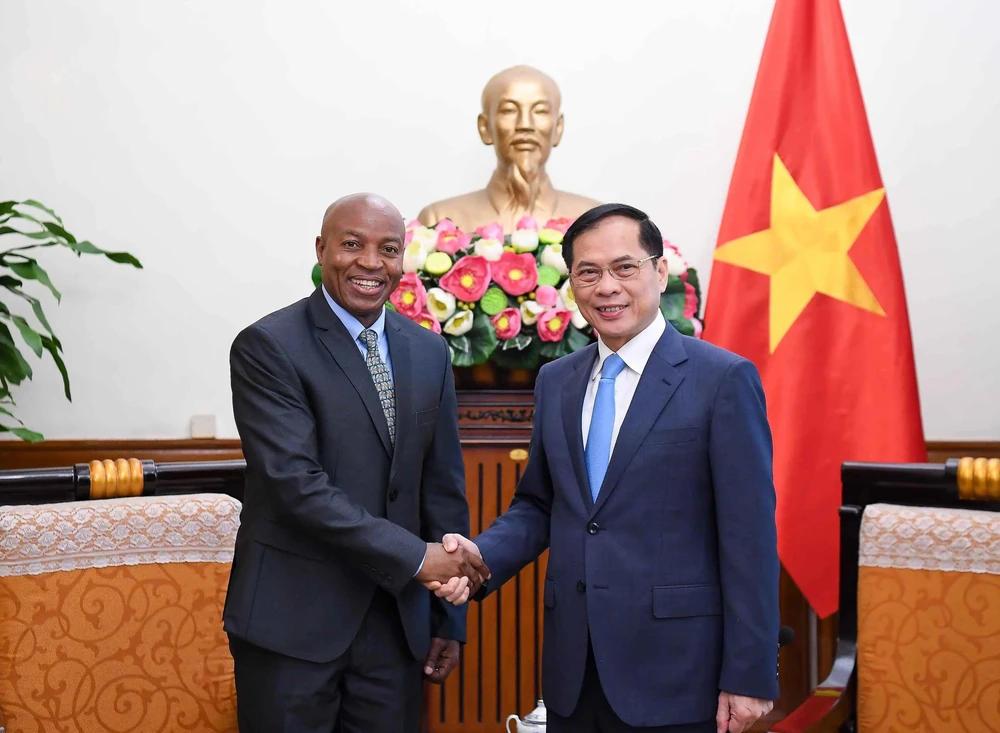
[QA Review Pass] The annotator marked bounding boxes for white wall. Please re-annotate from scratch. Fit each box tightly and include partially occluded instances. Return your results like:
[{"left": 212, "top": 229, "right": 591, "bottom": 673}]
[{"left": 1, "top": 0, "right": 997, "bottom": 441}]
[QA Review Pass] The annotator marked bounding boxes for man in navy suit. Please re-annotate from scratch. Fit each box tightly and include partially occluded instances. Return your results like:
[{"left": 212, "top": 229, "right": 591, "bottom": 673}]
[{"left": 431, "top": 204, "right": 779, "bottom": 732}]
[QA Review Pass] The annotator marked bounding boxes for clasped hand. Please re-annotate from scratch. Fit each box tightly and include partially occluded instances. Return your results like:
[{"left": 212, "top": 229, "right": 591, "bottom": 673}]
[{"left": 416, "top": 534, "right": 488, "bottom": 603}]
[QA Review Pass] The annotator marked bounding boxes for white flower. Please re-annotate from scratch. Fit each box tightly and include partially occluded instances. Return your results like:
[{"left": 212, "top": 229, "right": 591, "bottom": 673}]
[
  {"left": 540, "top": 244, "right": 569, "bottom": 275},
  {"left": 411, "top": 226, "right": 439, "bottom": 253},
  {"left": 474, "top": 238, "right": 504, "bottom": 262},
  {"left": 511, "top": 229, "right": 539, "bottom": 253},
  {"left": 426, "top": 287, "right": 456, "bottom": 321},
  {"left": 663, "top": 248, "right": 688, "bottom": 276},
  {"left": 402, "top": 242, "right": 427, "bottom": 273},
  {"left": 443, "top": 310, "right": 473, "bottom": 336},
  {"left": 519, "top": 299, "right": 547, "bottom": 326},
  {"left": 558, "top": 279, "right": 579, "bottom": 311},
  {"left": 571, "top": 308, "right": 589, "bottom": 329}
]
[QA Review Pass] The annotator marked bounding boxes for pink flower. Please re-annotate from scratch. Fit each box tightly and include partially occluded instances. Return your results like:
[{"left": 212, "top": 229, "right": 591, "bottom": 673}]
[
  {"left": 692, "top": 318, "right": 703, "bottom": 338},
  {"left": 538, "top": 308, "right": 572, "bottom": 342},
  {"left": 544, "top": 218, "right": 573, "bottom": 234},
  {"left": 490, "top": 307, "right": 522, "bottom": 340},
  {"left": 414, "top": 309, "right": 442, "bottom": 334},
  {"left": 404, "top": 229, "right": 414, "bottom": 246},
  {"left": 405, "top": 219, "right": 423, "bottom": 230},
  {"left": 516, "top": 215, "right": 538, "bottom": 231},
  {"left": 492, "top": 251, "right": 538, "bottom": 296},
  {"left": 439, "top": 255, "right": 492, "bottom": 302},
  {"left": 434, "top": 219, "right": 458, "bottom": 233},
  {"left": 683, "top": 281, "right": 698, "bottom": 319},
  {"left": 475, "top": 222, "right": 504, "bottom": 241},
  {"left": 534, "top": 285, "right": 559, "bottom": 307},
  {"left": 436, "top": 229, "right": 473, "bottom": 255},
  {"left": 389, "top": 272, "right": 427, "bottom": 318}
]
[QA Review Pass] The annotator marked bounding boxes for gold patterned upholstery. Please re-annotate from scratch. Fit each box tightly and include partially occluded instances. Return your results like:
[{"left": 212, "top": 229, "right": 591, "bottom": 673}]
[
  {"left": 856, "top": 503, "right": 1000, "bottom": 732},
  {"left": 0, "top": 493, "right": 241, "bottom": 732}
]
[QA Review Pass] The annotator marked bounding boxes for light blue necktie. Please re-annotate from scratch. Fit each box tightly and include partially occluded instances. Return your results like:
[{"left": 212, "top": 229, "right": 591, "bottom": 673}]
[{"left": 585, "top": 353, "right": 626, "bottom": 502}]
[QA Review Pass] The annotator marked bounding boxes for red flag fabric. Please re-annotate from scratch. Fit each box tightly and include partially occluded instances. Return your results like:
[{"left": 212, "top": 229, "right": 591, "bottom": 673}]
[{"left": 702, "top": 0, "right": 925, "bottom": 618}]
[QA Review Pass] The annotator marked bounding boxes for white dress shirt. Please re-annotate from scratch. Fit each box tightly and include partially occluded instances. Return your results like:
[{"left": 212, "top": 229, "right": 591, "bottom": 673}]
[{"left": 582, "top": 312, "right": 667, "bottom": 452}]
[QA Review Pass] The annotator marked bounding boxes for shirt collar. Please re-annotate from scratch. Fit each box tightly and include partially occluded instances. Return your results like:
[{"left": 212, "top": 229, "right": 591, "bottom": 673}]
[
  {"left": 322, "top": 285, "right": 386, "bottom": 343},
  {"left": 591, "top": 311, "right": 666, "bottom": 380}
]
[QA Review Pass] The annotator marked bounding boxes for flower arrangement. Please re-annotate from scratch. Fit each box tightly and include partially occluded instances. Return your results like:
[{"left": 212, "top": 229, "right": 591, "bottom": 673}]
[{"left": 311, "top": 216, "right": 703, "bottom": 370}]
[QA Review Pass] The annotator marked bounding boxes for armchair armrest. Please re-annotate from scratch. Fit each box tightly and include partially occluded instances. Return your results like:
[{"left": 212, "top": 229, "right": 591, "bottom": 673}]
[{"left": 770, "top": 641, "right": 856, "bottom": 733}]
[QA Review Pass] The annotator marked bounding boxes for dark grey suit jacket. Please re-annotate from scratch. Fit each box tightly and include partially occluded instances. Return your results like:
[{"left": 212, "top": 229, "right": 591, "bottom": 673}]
[{"left": 223, "top": 287, "right": 469, "bottom": 664}]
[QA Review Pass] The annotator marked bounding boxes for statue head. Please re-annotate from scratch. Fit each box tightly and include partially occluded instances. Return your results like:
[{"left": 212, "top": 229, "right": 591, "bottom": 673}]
[{"left": 477, "top": 65, "right": 565, "bottom": 188}]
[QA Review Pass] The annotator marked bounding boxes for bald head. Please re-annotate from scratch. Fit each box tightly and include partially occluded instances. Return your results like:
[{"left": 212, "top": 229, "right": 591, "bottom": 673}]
[
  {"left": 481, "top": 65, "right": 561, "bottom": 115},
  {"left": 314, "top": 192, "right": 405, "bottom": 327},
  {"left": 320, "top": 193, "right": 404, "bottom": 238}
]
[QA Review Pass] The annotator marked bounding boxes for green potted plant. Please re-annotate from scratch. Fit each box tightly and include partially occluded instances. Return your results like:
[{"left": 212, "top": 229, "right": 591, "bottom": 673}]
[{"left": 0, "top": 199, "right": 142, "bottom": 440}]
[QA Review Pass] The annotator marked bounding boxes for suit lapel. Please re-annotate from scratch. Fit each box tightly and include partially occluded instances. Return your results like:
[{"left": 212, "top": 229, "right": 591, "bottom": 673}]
[
  {"left": 562, "top": 345, "right": 598, "bottom": 509},
  {"left": 386, "top": 316, "right": 412, "bottom": 484},
  {"left": 591, "top": 326, "right": 688, "bottom": 516},
  {"left": 309, "top": 290, "right": 393, "bottom": 457}
]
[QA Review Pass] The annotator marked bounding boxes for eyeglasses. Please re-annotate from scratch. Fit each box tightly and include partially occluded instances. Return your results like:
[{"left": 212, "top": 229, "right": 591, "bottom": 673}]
[{"left": 569, "top": 255, "right": 660, "bottom": 287}]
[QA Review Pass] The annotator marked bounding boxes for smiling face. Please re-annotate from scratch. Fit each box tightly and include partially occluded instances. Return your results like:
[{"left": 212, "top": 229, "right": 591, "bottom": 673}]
[
  {"left": 570, "top": 216, "right": 669, "bottom": 352},
  {"left": 314, "top": 195, "right": 404, "bottom": 327}
]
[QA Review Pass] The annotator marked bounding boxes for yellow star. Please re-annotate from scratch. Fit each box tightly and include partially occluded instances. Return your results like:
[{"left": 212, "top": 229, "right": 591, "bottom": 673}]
[{"left": 714, "top": 154, "right": 887, "bottom": 353}]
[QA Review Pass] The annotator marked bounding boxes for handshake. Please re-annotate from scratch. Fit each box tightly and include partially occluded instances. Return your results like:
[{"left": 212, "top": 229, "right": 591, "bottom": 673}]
[{"left": 416, "top": 534, "right": 487, "bottom": 605}]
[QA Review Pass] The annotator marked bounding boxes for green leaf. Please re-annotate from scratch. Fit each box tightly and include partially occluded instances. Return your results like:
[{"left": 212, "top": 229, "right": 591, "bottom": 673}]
[
  {"left": 11, "top": 315, "right": 43, "bottom": 357},
  {"left": 41, "top": 335, "right": 71, "bottom": 400},
  {"left": 564, "top": 324, "right": 593, "bottom": 352},
  {"left": 664, "top": 273, "right": 686, "bottom": 295},
  {"left": 104, "top": 251, "right": 143, "bottom": 268},
  {"left": 0, "top": 342, "right": 33, "bottom": 384},
  {"left": 468, "top": 312, "right": 498, "bottom": 365},
  {"left": 0, "top": 201, "right": 16, "bottom": 217},
  {"left": 11, "top": 426, "right": 44, "bottom": 441},
  {"left": 22, "top": 199, "right": 63, "bottom": 224},
  {"left": 669, "top": 318, "right": 695, "bottom": 337},
  {"left": 311, "top": 263, "right": 322, "bottom": 288},
  {"left": 29, "top": 296, "right": 54, "bottom": 337},
  {"left": 9, "top": 260, "right": 61, "bottom": 302},
  {"left": 0, "top": 421, "right": 44, "bottom": 441},
  {"left": 69, "top": 239, "right": 103, "bottom": 254},
  {"left": 43, "top": 220, "right": 77, "bottom": 244},
  {"left": 0, "top": 278, "right": 55, "bottom": 336},
  {"left": 660, "top": 291, "right": 686, "bottom": 320},
  {"left": 1, "top": 240, "right": 61, "bottom": 256},
  {"left": 447, "top": 335, "right": 474, "bottom": 368},
  {"left": 490, "top": 334, "right": 541, "bottom": 370},
  {"left": 0, "top": 225, "right": 52, "bottom": 240}
]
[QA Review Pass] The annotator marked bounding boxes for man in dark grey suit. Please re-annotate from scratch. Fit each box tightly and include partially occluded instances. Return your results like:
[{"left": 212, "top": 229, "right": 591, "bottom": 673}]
[{"left": 224, "top": 193, "right": 488, "bottom": 733}]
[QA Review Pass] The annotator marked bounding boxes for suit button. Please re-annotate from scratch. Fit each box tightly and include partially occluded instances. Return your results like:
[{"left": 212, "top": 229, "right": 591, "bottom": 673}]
[
  {"left": 389, "top": 490, "right": 398, "bottom": 501},
  {"left": 576, "top": 581, "right": 586, "bottom": 592},
  {"left": 587, "top": 522, "right": 599, "bottom": 535}
]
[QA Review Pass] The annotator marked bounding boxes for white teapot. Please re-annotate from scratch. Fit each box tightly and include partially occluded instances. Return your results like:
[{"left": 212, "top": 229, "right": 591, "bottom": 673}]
[{"left": 506, "top": 698, "right": 546, "bottom": 732}]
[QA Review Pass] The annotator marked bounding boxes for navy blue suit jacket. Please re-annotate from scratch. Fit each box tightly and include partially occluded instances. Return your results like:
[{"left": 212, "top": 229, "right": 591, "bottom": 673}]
[{"left": 474, "top": 323, "right": 780, "bottom": 728}]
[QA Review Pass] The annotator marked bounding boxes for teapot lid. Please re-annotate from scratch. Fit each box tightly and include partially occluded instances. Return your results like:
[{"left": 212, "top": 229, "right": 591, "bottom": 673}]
[{"left": 523, "top": 699, "right": 546, "bottom": 723}]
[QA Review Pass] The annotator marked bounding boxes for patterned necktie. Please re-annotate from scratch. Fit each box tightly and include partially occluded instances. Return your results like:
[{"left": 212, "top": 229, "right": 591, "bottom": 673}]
[
  {"left": 359, "top": 329, "right": 395, "bottom": 446},
  {"left": 585, "top": 353, "right": 626, "bottom": 502}
]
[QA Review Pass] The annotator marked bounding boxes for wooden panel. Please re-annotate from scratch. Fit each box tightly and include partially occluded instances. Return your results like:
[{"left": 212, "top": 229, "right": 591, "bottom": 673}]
[
  {"left": 0, "top": 439, "right": 243, "bottom": 470},
  {"left": 424, "top": 444, "right": 546, "bottom": 732},
  {"left": 926, "top": 440, "right": 1000, "bottom": 463}
]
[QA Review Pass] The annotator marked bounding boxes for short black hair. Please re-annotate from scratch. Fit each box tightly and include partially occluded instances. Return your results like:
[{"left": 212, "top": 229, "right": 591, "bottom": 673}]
[{"left": 561, "top": 203, "right": 664, "bottom": 269}]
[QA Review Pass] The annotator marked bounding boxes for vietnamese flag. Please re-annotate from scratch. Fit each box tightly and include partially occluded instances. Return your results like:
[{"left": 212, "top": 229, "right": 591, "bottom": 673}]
[{"left": 701, "top": 0, "right": 925, "bottom": 618}]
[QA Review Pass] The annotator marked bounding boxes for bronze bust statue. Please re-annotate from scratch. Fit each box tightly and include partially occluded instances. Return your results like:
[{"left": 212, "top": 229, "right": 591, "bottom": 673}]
[{"left": 418, "top": 65, "right": 601, "bottom": 233}]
